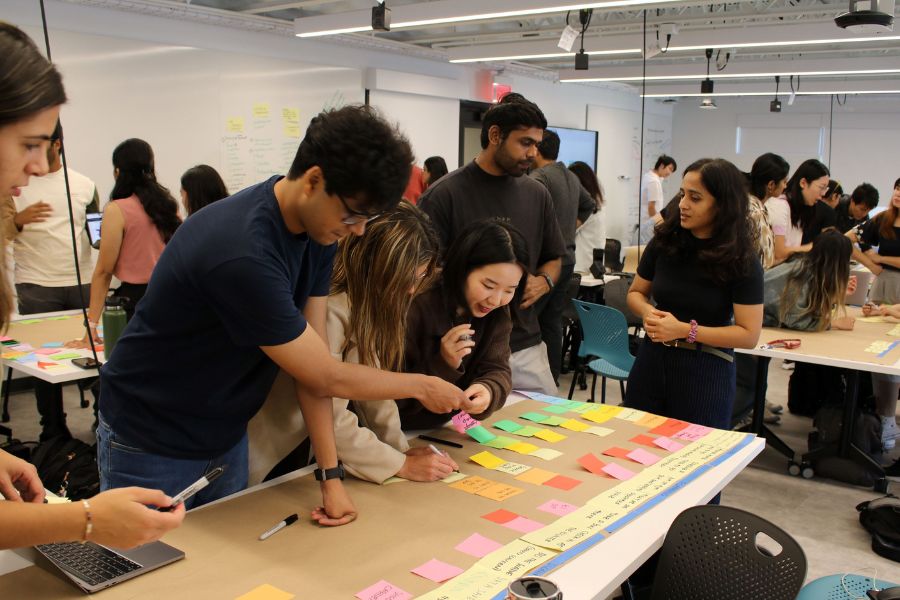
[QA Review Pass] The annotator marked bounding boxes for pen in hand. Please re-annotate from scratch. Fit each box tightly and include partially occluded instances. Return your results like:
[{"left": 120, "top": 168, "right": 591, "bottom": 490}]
[
  {"left": 259, "top": 513, "right": 299, "bottom": 541},
  {"left": 429, "top": 444, "right": 459, "bottom": 473}
]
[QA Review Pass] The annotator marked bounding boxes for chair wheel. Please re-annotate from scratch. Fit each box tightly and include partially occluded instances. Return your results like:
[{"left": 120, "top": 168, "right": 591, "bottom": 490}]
[
  {"left": 800, "top": 464, "right": 815, "bottom": 479},
  {"left": 787, "top": 462, "right": 801, "bottom": 476}
]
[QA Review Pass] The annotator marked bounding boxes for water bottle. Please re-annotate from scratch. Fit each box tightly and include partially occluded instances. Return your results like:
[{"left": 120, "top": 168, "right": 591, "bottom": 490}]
[
  {"left": 101, "top": 297, "right": 127, "bottom": 359},
  {"left": 507, "top": 576, "right": 562, "bottom": 599}
]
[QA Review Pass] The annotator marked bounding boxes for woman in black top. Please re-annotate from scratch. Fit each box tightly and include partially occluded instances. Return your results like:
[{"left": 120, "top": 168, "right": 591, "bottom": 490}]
[{"left": 625, "top": 159, "right": 764, "bottom": 429}]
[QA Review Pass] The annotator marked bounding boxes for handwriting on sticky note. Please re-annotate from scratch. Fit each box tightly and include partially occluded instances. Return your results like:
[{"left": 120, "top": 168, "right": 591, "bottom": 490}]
[
  {"left": 495, "top": 461, "right": 531, "bottom": 476},
  {"left": 476, "top": 482, "right": 525, "bottom": 502},
  {"left": 235, "top": 583, "right": 295, "bottom": 600},
  {"left": 452, "top": 411, "right": 480, "bottom": 433},
  {"left": 441, "top": 471, "right": 467, "bottom": 484},
  {"left": 602, "top": 463, "right": 636, "bottom": 480},
  {"left": 626, "top": 448, "right": 661, "bottom": 466},
  {"left": 355, "top": 580, "right": 412, "bottom": 600},
  {"left": 455, "top": 533, "right": 504, "bottom": 558},
  {"left": 411, "top": 558, "right": 464, "bottom": 583},
  {"left": 449, "top": 475, "right": 495, "bottom": 494},
  {"left": 537, "top": 499, "right": 579, "bottom": 516},
  {"left": 470, "top": 451, "right": 506, "bottom": 470}
]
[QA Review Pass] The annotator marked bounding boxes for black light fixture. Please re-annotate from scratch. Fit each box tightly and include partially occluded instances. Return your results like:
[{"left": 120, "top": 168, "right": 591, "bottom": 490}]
[
  {"left": 574, "top": 9, "right": 592, "bottom": 70},
  {"left": 770, "top": 75, "right": 782, "bottom": 112},
  {"left": 699, "top": 48, "right": 717, "bottom": 109},
  {"left": 372, "top": 1, "right": 391, "bottom": 31}
]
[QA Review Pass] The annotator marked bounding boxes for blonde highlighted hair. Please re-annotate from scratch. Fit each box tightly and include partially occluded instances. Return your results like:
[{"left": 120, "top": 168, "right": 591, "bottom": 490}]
[{"left": 331, "top": 201, "right": 439, "bottom": 371}]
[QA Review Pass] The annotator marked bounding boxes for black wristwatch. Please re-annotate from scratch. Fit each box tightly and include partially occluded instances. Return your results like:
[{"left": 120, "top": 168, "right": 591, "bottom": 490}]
[{"left": 314, "top": 461, "right": 345, "bottom": 482}]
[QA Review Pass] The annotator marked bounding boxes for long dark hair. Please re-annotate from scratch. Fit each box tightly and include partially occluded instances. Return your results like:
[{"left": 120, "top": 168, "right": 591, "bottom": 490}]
[
  {"left": 746, "top": 152, "right": 789, "bottom": 201},
  {"left": 441, "top": 220, "right": 530, "bottom": 324},
  {"left": 779, "top": 230, "right": 851, "bottom": 331},
  {"left": 423, "top": 156, "right": 448, "bottom": 187},
  {"left": 111, "top": 139, "right": 181, "bottom": 242},
  {"left": 655, "top": 158, "right": 755, "bottom": 283},
  {"left": 181, "top": 164, "right": 228, "bottom": 216},
  {"left": 784, "top": 159, "right": 829, "bottom": 228},
  {"left": 569, "top": 161, "right": 604, "bottom": 208}
]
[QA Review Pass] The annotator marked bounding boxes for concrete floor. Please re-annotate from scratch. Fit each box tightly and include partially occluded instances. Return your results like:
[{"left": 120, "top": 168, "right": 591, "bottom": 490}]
[{"left": 4, "top": 363, "right": 900, "bottom": 588}]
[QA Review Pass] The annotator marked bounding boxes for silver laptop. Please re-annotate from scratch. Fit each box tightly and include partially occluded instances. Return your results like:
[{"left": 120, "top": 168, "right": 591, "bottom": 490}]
[
  {"left": 847, "top": 268, "right": 874, "bottom": 306},
  {"left": 35, "top": 539, "right": 184, "bottom": 593}
]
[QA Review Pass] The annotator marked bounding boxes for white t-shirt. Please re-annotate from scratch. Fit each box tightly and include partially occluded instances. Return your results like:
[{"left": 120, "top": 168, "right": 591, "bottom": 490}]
[
  {"left": 575, "top": 209, "right": 606, "bottom": 274},
  {"left": 640, "top": 170, "right": 664, "bottom": 218},
  {"left": 14, "top": 167, "right": 96, "bottom": 286},
  {"left": 764, "top": 195, "right": 803, "bottom": 249}
]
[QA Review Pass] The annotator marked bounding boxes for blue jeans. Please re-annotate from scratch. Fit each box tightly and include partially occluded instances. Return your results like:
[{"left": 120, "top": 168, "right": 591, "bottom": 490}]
[{"left": 96, "top": 415, "right": 248, "bottom": 509}]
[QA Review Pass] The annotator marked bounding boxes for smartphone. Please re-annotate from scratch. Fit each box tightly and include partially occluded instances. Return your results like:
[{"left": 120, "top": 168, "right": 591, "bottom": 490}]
[
  {"left": 71, "top": 357, "right": 102, "bottom": 369},
  {"left": 158, "top": 466, "right": 225, "bottom": 512}
]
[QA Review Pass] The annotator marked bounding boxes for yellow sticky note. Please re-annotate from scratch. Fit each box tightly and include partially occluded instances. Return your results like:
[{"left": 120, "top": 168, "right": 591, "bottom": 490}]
[
  {"left": 252, "top": 103, "right": 270, "bottom": 119},
  {"left": 530, "top": 448, "right": 563, "bottom": 461},
  {"left": 585, "top": 426, "right": 614, "bottom": 437},
  {"left": 476, "top": 482, "right": 525, "bottom": 502},
  {"left": 515, "top": 467, "right": 557, "bottom": 485},
  {"left": 226, "top": 117, "right": 244, "bottom": 133},
  {"left": 559, "top": 418, "right": 590, "bottom": 432},
  {"left": 235, "top": 583, "right": 295, "bottom": 600},
  {"left": 449, "top": 475, "right": 495, "bottom": 494},
  {"left": 470, "top": 451, "right": 506, "bottom": 470},
  {"left": 507, "top": 441, "right": 540, "bottom": 455},
  {"left": 533, "top": 429, "right": 567, "bottom": 443},
  {"left": 581, "top": 410, "right": 613, "bottom": 424},
  {"left": 441, "top": 471, "right": 467, "bottom": 484},
  {"left": 382, "top": 476, "right": 406, "bottom": 485},
  {"left": 495, "top": 462, "right": 531, "bottom": 476}
]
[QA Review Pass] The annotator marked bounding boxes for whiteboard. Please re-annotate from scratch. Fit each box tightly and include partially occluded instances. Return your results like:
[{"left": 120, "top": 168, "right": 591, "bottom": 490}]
[{"left": 20, "top": 25, "right": 364, "bottom": 207}]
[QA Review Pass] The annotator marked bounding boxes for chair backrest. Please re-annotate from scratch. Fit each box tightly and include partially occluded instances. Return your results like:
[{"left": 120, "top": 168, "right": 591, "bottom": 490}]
[
  {"left": 602, "top": 275, "right": 642, "bottom": 329},
  {"left": 604, "top": 238, "right": 623, "bottom": 272},
  {"left": 561, "top": 272, "right": 582, "bottom": 323},
  {"left": 651, "top": 505, "right": 807, "bottom": 600},
  {"left": 572, "top": 300, "right": 633, "bottom": 369}
]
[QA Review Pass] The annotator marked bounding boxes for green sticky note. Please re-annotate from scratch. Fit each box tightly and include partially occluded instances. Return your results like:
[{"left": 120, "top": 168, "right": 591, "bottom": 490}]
[
  {"left": 519, "top": 412, "right": 549, "bottom": 423},
  {"left": 542, "top": 416, "right": 567, "bottom": 426},
  {"left": 17, "top": 319, "right": 42, "bottom": 325},
  {"left": 49, "top": 353, "right": 81, "bottom": 360},
  {"left": 542, "top": 405, "right": 569, "bottom": 414},
  {"left": 515, "top": 425, "right": 542, "bottom": 437},
  {"left": 466, "top": 425, "right": 497, "bottom": 444},
  {"left": 483, "top": 436, "right": 517, "bottom": 449},
  {"left": 569, "top": 403, "right": 596, "bottom": 414},
  {"left": 494, "top": 419, "right": 523, "bottom": 433}
]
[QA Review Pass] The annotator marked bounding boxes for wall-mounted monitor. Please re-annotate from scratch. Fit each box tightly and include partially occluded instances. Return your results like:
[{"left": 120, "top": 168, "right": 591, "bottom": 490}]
[{"left": 547, "top": 126, "right": 598, "bottom": 171}]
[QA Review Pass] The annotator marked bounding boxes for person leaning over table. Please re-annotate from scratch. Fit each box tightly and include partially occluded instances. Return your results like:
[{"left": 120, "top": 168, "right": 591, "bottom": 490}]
[
  {"left": 0, "top": 21, "right": 183, "bottom": 550},
  {"left": 95, "top": 105, "right": 470, "bottom": 525},
  {"left": 624, "top": 158, "right": 764, "bottom": 431}
]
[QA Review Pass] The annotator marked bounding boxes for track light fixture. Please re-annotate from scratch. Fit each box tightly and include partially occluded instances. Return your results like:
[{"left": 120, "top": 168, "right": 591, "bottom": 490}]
[
  {"left": 371, "top": 1, "right": 390, "bottom": 31},
  {"left": 574, "top": 9, "right": 593, "bottom": 70},
  {"left": 699, "top": 48, "right": 717, "bottom": 109},
  {"left": 770, "top": 75, "right": 782, "bottom": 112}
]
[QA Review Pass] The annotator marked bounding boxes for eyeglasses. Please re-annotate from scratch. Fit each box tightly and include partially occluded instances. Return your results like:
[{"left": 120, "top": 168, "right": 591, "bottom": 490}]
[{"left": 337, "top": 195, "right": 381, "bottom": 226}]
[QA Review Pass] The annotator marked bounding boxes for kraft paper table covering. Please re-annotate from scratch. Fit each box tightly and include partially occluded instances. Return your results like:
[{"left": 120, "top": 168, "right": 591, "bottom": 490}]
[
  {"left": 6, "top": 313, "right": 87, "bottom": 349},
  {"left": 0, "top": 400, "right": 749, "bottom": 599}
]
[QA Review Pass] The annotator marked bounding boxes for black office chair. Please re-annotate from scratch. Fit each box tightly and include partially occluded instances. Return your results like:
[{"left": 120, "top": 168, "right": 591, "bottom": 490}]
[
  {"left": 605, "top": 238, "right": 624, "bottom": 273},
  {"left": 648, "top": 505, "right": 806, "bottom": 600}
]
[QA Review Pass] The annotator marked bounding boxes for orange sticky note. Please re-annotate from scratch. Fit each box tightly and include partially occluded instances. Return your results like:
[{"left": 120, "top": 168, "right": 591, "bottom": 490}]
[
  {"left": 482, "top": 508, "right": 518, "bottom": 524},
  {"left": 577, "top": 453, "right": 607, "bottom": 475},
  {"left": 235, "top": 584, "right": 295, "bottom": 600},
  {"left": 630, "top": 434, "right": 657, "bottom": 447},
  {"left": 514, "top": 467, "right": 557, "bottom": 485},
  {"left": 543, "top": 475, "right": 582, "bottom": 491},
  {"left": 603, "top": 446, "right": 631, "bottom": 459},
  {"left": 449, "top": 475, "right": 495, "bottom": 494},
  {"left": 476, "top": 482, "right": 525, "bottom": 502}
]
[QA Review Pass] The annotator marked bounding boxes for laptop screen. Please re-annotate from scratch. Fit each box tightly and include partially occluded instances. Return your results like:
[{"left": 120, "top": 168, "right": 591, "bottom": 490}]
[{"left": 86, "top": 213, "right": 102, "bottom": 246}]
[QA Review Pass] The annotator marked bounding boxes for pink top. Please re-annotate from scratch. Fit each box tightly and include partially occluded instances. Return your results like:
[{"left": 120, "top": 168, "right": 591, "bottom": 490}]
[{"left": 113, "top": 195, "right": 166, "bottom": 284}]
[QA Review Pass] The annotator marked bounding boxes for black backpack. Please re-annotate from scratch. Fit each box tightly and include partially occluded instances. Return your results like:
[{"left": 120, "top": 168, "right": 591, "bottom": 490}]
[
  {"left": 807, "top": 406, "right": 883, "bottom": 487},
  {"left": 857, "top": 495, "right": 900, "bottom": 563},
  {"left": 29, "top": 436, "right": 100, "bottom": 501}
]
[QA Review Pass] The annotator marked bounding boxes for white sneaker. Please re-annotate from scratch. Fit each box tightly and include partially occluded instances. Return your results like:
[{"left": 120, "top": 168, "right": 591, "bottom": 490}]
[
  {"left": 781, "top": 360, "right": 795, "bottom": 371},
  {"left": 882, "top": 418, "right": 899, "bottom": 450}
]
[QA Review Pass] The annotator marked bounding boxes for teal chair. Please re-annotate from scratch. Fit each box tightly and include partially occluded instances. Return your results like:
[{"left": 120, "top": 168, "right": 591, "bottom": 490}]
[
  {"left": 568, "top": 300, "right": 635, "bottom": 404},
  {"left": 796, "top": 574, "right": 898, "bottom": 599}
]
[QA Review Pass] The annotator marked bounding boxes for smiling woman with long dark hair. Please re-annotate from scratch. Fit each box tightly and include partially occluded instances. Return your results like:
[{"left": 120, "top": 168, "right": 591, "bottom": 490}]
[{"left": 624, "top": 158, "right": 764, "bottom": 430}]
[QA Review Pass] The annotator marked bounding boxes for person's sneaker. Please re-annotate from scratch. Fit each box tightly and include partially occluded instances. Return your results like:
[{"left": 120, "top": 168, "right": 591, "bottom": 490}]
[
  {"left": 766, "top": 401, "right": 784, "bottom": 415},
  {"left": 881, "top": 417, "right": 899, "bottom": 451},
  {"left": 781, "top": 360, "right": 795, "bottom": 371},
  {"left": 764, "top": 413, "right": 781, "bottom": 425}
]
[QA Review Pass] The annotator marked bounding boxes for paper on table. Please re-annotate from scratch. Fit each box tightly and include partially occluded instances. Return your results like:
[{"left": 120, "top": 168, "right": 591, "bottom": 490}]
[
  {"left": 537, "top": 499, "right": 580, "bottom": 516},
  {"left": 581, "top": 410, "right": 614, "bottom": 424},
  {"left": 653, "top": 437, "right": 684, "bottom": 452},
  {"left": 469, "top": 451, "right": 506, "bottom": 470},
  {"left": 355, "top": 580, "right": 412, "bottom": 600},
  {"left": 615, "top": 408, "right": 646, "bottom": 421},
  {"left": 541, "top": 416, "right": 568, "bottom": 426},
  {"left": 585, "top": 426, "right": 615, "bottom": 437},
  {"left": 514, "top": 425, "right": 542, "bottom": 437},
  {"left": 649, "top": 418, "right": 691, "bottom": 437},
  {"left": 602, "top": 463, "right": 636, "bottom": 480},
  {"left": 454, "top": 533, "right": 504, "bottom": 558},
  {"left": 530, "top": 448, "right": 563, "bottom": 461},
  {"left": 382, "top": 476, "right": 406, "bottom": 485},
  {"left": 507, "top": 441, "right": 540, "bottom": 454},
  {"left": 542, "top": 405, "right": 569, "bottom": 414},
  {"left": 495, "top": 461, "right": 531, "bottom": 476},
  {"left": 630, "top": 434, "right": 657, "bottom": 447},
  {"left": 475, "top": 482, "right": 525, "bottom": 502},
  {"left": 493, "top": 419, "right": 523, "bottom": 433},
  {"left": 35, "top": 347, "right": 60, "bottom": 355},
  {"left": 466, "top": 425, "right": 497, "bottom": 444},
  {"left": 503, "top": 516, "right": 544, "bottom": 533},
  {"left": 543, "top": 475, "right": 582, "bottom": 491},
  {"left": 577, "top": 453, "right": 607, "bottom": 475},
  {"left": 41, "top": 342, "right": 64, "bottom": 348},
  {"left": 483, "top": 436, "right": 518, "bottom": 450},
  {"left": 411, "top": 558, "right": 464, "bottom": 583},
  {"left": 235, "top": 583, "right": 295, "bottom": 600},
  {"left": 559, "top": 418, "right": 590, "bottom": 432},
  {"left": 602, "top": 446, "right": 631, "bottom": 459},
  {"left": 482, "top": 508, "right": 518, "bottom": 524},
  {"left": 635, "top": 413, "right": 668, "bottom": 428},
  {"left": 519, "top": 412, "right": 549, "bottom": 423},
  {"left": 441, "top": 471, "right": 468, "bottom": 484},
  {"left": 515, "top": 467, "right": 557, "bottom": 485},
  {"left": 49, "top": 352, "right": 81, "bottom": 360},
  {"left": 449, "top": 475, "right": 495, "bottom": 494},
  {"left": 533, "top": 429, "right": 567, "bottom": 443},
  {"left": 626, "top": 448, "right": 661, "bottom": 466}
]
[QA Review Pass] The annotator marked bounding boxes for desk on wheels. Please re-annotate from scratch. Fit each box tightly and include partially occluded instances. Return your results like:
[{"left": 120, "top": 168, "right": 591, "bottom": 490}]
[
  {"left": 736, "top": 311, "right": 900, "bottom": 490},
  {"left": 0, "top": 397, "right": 763, "bottom": 600}
]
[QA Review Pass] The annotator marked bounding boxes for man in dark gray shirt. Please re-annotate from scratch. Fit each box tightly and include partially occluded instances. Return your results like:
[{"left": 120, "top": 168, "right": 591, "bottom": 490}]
[
  {"left": 530, "top": 129, "right": 596, "bottom": 383},
  {"left": 419, "top": 95, "right": 565, "bottom": 395}
]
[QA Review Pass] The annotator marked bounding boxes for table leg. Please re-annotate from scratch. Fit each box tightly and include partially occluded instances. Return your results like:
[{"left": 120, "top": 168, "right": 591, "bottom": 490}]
[{"left": 737, "top": 356, "right": 796, "bottom": 461}]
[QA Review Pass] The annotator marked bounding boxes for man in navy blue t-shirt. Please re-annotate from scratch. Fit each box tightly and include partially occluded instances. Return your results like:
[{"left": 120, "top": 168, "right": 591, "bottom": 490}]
[{"left": 97, "top": 106, "right": 469, "bottom": 525}]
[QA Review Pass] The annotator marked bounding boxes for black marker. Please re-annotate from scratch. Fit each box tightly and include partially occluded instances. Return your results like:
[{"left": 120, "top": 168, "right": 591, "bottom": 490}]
[
  {"left": 259, "top": 514, "right": 299, "bottom": 541},
  {"left": 418, "top": 434, "right": 463, "bottom": 448}
]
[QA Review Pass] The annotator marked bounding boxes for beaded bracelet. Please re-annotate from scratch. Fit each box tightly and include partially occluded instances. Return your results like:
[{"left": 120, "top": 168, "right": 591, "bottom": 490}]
[
  {"left": 81, "top": 499, "right": 93, "bottom": 542},
  {"left": 687, "top": 319, "right": 699, "bottom": 343}
]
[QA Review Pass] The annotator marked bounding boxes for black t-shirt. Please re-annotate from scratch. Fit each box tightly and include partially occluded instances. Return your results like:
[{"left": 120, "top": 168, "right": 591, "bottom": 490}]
[
  {"left": 861, "top": 216, "right": 900, "bottom": 272},
  {"left": 835, "top": 198, "right": 868, "bottom": 235},
  {"left": 100, "top": 176, "right": 336, "bottom": 459},
  {"left": 418, "top": 161, "right": 565, "bottom": 352},
  {"left": 637, "top": 237, "right": 764, "bottom": 329},
  {"left": 801, "top": 201, "right": 837, "bottom": 244}
]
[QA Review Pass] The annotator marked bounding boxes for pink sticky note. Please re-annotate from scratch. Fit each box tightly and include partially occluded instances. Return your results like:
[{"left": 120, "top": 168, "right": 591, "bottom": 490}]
[
  {"left": 503, "top": 516, "right": 544, "bottom": 533},
  {"left": 602, "top": 462, "right": 636, "bottom": 480},
  {"left": 653, "top": 436, "right": 684, "bottom": 452},
  {"left": 0, "top": 336, "right": 12, "bottom": 342},
  {"left": 451, "top": 411, "right": 479, "bottom": 434},
  {"left": 356, "top": 580, "right": 412, "bottom": 600},
  {"left": 35, "top": 348, "right": 60, "bottom": 355},
  {"left": 537, "top": 499, "right": 579, "bottom": 516},
  {"left": 454, "top": 533, "right": 504, "bottom": 558},
  {"left": 627, "top": 448, "right": 661, "bottom": 466},
  {"left": 411, "top": 558, "right": 464, "bottom": 583}
]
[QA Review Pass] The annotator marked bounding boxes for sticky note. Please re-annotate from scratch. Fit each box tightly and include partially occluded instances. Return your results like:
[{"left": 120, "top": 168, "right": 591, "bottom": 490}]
[
  {"left": 41, "top": 342, "right": 63, "bottom": 348},
  {"left": 355, "top": 580, "right": 411, "bottom": 600},
  {"left": 615, "top": 408, "right": 646, "bottom": 421},
  {"left": 411, "top": 558, "right": 464, "bottom": 583},
  {"left": 49, "top": 352, "right": 81, "bottom": 360},
  {"left": 543, "top": 475, "right": 582, "bottom": 491},
  {"left": 649, "top": 419, "right": 691, "bottom": 437},
  {"left": 515, "top": 467, "right": 557, "bottom": 485},
  {"left": 1, "top": 351, "right": 25, "bottom": 360},
  {"left": 455, "top": 533, "right": 504, "bottom": 558},
  {"left": 653, "top": 437, "right": 684, "bottom": 452},
  {"left": 467, "top": 425, "right": 497, "bottom": 444},
  {"left": 542, "top": 416, "right": 568, "bottom": 426},
  {"left": 449, "top": 475, "right": 494, "bottom": 494},
  {"left": 530, "top": 448, "right": 563, "bottom": 461},
  {"left": 35, "top": 347, "right": 60, "bottom": 355},
  {"left": 636, "top": 413, "right": 668, "bottom": 428},
  {"left": 581, "top": 410, "right": 614, "bottom": 424},
  {"left": 235, "top": 583, "right": 294, "bottom": 599},
  {"left": 495, "top": 461, "right": 531, "bottom": 476},
  {"left": 494, "top": 419, "right": 523, "bottom": 433},
  {"left": 560, "top": 418, "right": 590, "bottom": 432},
  {"left": 533, "top": 429, "right": 567, "bottom": 443},
  {"left": 383, "top": 476, "right": 406, "bottom": 485},
  {"left": 537, "top": 499, "right": 579, "bottom": 516},
  {"left": 503, "top": 516, "right": 544, "bottom": 533},
  {"left": 482, "top": 509, "right": 518, "bottom": 524},
  {"left": 470, "top": 451, "right": 506, "bottom": 470},
  {"left": 630, "top": 434, "right": 658, "bottom": 447},
  {"left": 585, "top": 426, "right": 614, "bottom": 437},
  {"left": 507, "top": 441, "right": 540, "bottom": 455},
  {"left": 0, "top": 336, "right": 12, "bottom": 342},
  {"left": 514, "top": 425, "right": 542, "bottom": 437},
  {"left": 9, "top": 344, "right": 33, "bottom": 352},
  {"left": 627, "top": 448, "right": 661, "bottom": 465},
  {"left": 452, "top": 411, "right": 479, "bottom": 433},
  {"left": 476, "top": 482, "right": 525, "bottom": 501},
  {"left": 602, "top": 463, "right": 636, "bottom": 480},
  {"left": 603, "top": 447, "right": 631, "bottom": 459},
  {"left": 37, "top": 361, "right": 59, "bottom": 369},
  {"left": 542, "top": 405, "right": 570, "bottom": 414},
  {"left": 520, "top": 412, "right": 549, "bottom": 423},
  {"left": 483, "top": 436, "right": 518, "bottom": 450},
  {"left": 441, "top": 471, "right": 468, "bottom": 484},
  {"left": 577, "top": 453, "right": 607, "bottom": 475}
]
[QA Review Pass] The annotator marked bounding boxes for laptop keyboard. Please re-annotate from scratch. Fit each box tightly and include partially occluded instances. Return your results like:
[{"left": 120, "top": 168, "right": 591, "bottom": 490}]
[{"left": 37, "top": 542, "right": 143, "bottom": 587}]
